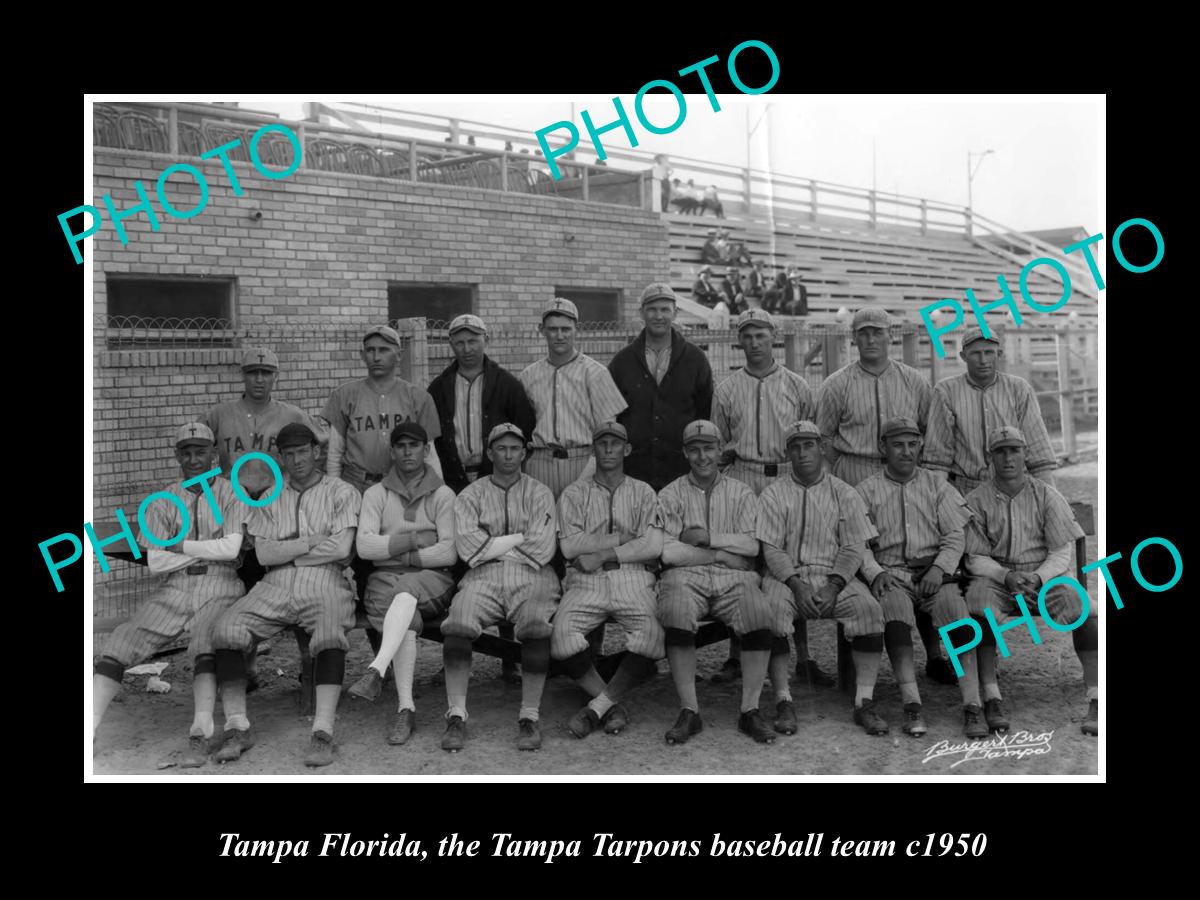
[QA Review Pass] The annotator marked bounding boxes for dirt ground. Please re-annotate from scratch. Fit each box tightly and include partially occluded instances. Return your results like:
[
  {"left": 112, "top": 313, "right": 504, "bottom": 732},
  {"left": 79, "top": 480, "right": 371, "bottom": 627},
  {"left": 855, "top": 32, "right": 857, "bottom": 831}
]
[{"left": 91, "top": 465, "right": 1099, "bottom": 778}]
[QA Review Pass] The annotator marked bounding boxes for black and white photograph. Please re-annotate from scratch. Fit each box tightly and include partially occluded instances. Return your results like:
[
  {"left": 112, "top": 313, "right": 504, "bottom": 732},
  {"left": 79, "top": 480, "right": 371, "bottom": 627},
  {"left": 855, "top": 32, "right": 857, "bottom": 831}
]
[{"left": 81, "top": 92, "right": 1104, "bottom": 779}]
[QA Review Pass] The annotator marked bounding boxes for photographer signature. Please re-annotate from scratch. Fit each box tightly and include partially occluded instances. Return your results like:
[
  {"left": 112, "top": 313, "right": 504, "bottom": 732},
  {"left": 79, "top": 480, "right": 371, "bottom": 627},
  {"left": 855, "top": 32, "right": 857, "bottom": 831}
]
[{"left": 922, "top": 731, "right": 1054, "bottom": 768}]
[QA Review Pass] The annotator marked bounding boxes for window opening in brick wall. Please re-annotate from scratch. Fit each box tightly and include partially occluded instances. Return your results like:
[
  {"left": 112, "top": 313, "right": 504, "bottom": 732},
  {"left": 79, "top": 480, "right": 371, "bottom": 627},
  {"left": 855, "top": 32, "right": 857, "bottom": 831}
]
[
  {"left": 105, "top": 275, "right": 236, "bottom": 348},
  {"left": 553, "top": 288, "right": 621, "bottom": 325},
  {"left": 388, "top": 283, "right": 474, "bottom": 328}
]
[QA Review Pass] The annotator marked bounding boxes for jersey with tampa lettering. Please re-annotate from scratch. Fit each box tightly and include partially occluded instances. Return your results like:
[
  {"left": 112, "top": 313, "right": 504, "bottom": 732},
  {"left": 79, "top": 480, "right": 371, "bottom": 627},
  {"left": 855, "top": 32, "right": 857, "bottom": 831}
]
[
  {"left": 321, "top": 378, "right": 441, "bottom": 478},
  {"left": 205, "top": 399, "right": 319, "bottom": 495}
]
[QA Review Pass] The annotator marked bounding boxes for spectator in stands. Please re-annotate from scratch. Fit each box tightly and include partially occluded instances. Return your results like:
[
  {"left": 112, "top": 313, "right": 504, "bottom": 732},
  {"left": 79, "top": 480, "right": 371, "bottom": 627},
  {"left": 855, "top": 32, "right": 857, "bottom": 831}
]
[
  {"left": 787, "top": 269, "right": 809, "bottom": 316},
  {"left": 504, "top": 141, "right": 514, "bottom": 152},
  {"left": 671, "top": 179, "right": 700, "bottom": 214},
  {"left": 723, "top": 267, "right": 747, "bottom": 314},
  {"left": 701, "top": 184, "right": 725, "bottom": 218},
  {"left": 701, "top": 229, "right": 723, "bottom": 265},
  {"left": 467, "top": 136, "right": 477, "bottom": 147},
  {"left": 747, "top": 260, "right": 767, "bottom": 304},
  {"left": 653, "top": 154, "right": 672, "bottom": 212},
  {"left": 692, "top": 266, "right": 722, "bottom": 308},
  {"left": 762, "top": 272, "right": 788, "bottom": 314},
  {"left": 719, "top": 229, "right": 754, "bottom": 267}
]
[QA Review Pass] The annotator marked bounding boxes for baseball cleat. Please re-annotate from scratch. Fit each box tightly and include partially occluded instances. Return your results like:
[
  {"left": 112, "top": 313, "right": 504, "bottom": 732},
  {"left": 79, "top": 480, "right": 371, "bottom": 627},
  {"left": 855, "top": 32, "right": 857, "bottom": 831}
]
[
  {"left": 1081, "top": 699, "right": 1098, "bottom": 736},
  {"left": 797, "top": 659, "right": 836, "bottom": 689},
  {"left": 925, "top": 657, "right": 959, "bottom": 685},
  {"left": 853, "top": 698, "right": 890, "bottom": 735},
  {"left": 603, "top": 703, "right": 629, "bottom": 735},
  {"left": 180, "top": 734, "right": 210, "bottom": 768},
  {"left": 963, "top": 704, "right": 989, "bottom": 739},
  {"left": 984, "top": 698, "right": 1010, "bottom": 734},
  {"left": 304, "top": 730, "right": 335, "bottom": 767},
  {"left": 773, "top": 699, "right": 798, "bottom": 735},
  {"left": 517, "top": 718, "right": 542, "bottom": 751},
  {"left": 737, "top": 709, "right": 776, "bottom": 744},
  {"left": 346, "top": 668, "right": 383, "bottom": 702},
  {"left": 901, "top": 702, "right": 928, "bottom": 736},
  {"left": 710, "top": 658, "right": 741, "bottom": 684},
  {"left": 567, "top": 707, "right": 602, "bottom": 739},
  {"left": 441, "top": 715, "right": 466, "bottom": 752},
  {"left": 388, "top": 709, "right": 415, "bottom": 746},
  {"left": 214, "top": 726, "right": 255, "bottom": 763},
  {"left": 500, "top": 661, "right": 522, "bottom": 685},
  {"left": 665, "top": 708, "right": 703, "bottom": 745}
]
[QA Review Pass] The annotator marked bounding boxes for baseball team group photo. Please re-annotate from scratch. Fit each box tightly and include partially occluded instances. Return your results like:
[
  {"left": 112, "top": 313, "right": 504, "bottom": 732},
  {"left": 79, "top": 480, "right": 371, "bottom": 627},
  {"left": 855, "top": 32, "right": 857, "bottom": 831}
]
[{"left": 85, "top": 97, "right": 1101, "bottom": 777}]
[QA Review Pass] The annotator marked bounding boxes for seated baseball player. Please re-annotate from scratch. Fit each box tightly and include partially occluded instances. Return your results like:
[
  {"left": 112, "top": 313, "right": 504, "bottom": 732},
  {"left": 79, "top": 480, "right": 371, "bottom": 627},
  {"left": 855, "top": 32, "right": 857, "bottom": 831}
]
[
  {"left": 657, "top": 420, "right": 780, "bottom": 745},
  {"left": 440, "top": 424, "right": 561, "bottom": 752},
  {"left": 92, "top": 423, "right": 249, "bottom": 768},
  {"left": 210, "top": 423, "right": 362, "bottom": 767},
  {"left": 856, "top": 417, "right": 986, "bottom": 739},
  {"left": 551, "top": 421, "right": 665, "bottom": 738},
  {"left": 346, "top": 422, "right": 458, "bottom": 746},
  {"left": 962, "top": 425, "right": 1097, "bottom": 736},
  {"left": 758, "top": 421, "right": 891, "bottom": 736}
]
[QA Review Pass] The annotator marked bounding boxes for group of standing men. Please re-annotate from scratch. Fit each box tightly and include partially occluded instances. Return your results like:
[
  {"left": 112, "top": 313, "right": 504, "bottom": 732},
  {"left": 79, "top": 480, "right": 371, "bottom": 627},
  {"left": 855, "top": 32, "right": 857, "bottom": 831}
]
[{"left": 92, "top": 284, "right": 1097, "bottom": 769}]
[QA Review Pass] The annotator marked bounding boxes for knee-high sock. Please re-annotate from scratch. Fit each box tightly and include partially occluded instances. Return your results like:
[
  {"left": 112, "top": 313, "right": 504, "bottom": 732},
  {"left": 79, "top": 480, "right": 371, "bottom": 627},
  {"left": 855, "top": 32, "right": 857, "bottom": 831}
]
[
  {"left": 576, "top": 665, "right": 607, "bottom": 699},
  {"left": 739, "top": 649, "right": 771, "bottom": 712},
  {"left": 370, "top": 593, "right": 418, "bottom": 675},
  {"left": 973, "top": 617, "right": 1001, "bottom": 700},
  {"left": 852, "top": 649, "right": 882, "bottom": 707},
  {"left": 519, "top": 638, "right": 550, "bottom": 721},
  {"left": 915, "top": 609, "right": 943, "bottom": 661},
  {"left": 221, "top": 681, "right": 249, "bottom": 731},
  {"left": 592, "top": 653, "right": 655, "bottom": 715},
  {"left": 393, "top": 630, "right": 418, "bottom": 712},
  {"left": 443, "top": 636, "right": 472, "bottom": 721},
  {"left": 1074, "top": 618, "right": 1098, "bottom": 699},
  {"left": 667, "top": 646, "right": 699, "bottom": 712},
  {"left": 727, "top": 632, "right": 742, "bottom": 662},
  {"left": 769, "top": 651, "right": 792, "bottom": 703},
  {"left": 793, "top": 618, "right": 810, "bottom": 662},
  {"left": 885, "top": 622, "right": 920, "bottom": 705},
  {"left": 956, "top": 648, "right": 982, "bottom": 707},
  {"left": 191, "top": 673, "right": 217, "bottom": 738},
  {"left": 93, "top": 674, "right": 121, "bottom": 735},
  {"left": 313, "top": 684, "right": 340, "bottom": 735}
]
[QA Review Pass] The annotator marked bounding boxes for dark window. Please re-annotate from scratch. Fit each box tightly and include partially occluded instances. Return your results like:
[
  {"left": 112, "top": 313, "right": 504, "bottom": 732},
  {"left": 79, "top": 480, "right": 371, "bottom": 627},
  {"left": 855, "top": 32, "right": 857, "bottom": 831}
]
[
  {"left": 554, "top": 287, "right": 621, "bottom": 324},
  {"left": 105, "top": 275, "right": 235, "bottom": 347},
  {"left": 388, "top": 283, "right": 474, "bottom": 327}
]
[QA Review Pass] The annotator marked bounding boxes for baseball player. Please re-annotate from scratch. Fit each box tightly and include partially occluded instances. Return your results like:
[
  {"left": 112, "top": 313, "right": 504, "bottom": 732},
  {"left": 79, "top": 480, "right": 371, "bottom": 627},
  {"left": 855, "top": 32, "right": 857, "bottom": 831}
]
[
  {"left": 923, "top": 327, "right": 1057, "bottom": 494},
  {"left": 440, "top": 424, "right": 561, "bottom": 752},
  {"left": 92, "top": 423, "right": 249, "bottom": 768},
  {"left": 814, "top": 307, "right": 952, "bottom": 685},
  {"left": 757, "top": 421, "right": 891, "bottom": 736},
  {"left": 519, "top": 298, "right": 628, "bottom": 500},
  {"left": 711, "top": 309, "right": 831, "bottom": 689},
  {"left": 962, "top": 425, "right": 1096, "bottom": 736},
  {"left": 551, "top": 421, "right": 665, "bottom": 738},
  {"left": 856, "top": 417, "right": 986, "bottom": 738},
  {"left": 345, "top": 423, "right": 458, "bottom": 746},
  {"left": 657, "top": 420, "right": 780, "bottom": 745},
  {"left": 210, "top": 423, "right": 362, "bottom": 767}
]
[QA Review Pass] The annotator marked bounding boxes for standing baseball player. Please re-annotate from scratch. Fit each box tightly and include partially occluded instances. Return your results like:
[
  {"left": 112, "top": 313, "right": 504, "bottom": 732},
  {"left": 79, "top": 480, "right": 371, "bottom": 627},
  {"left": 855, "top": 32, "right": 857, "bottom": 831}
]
[
  {"left": 551, "top": 421, "right": 665, "bottom": 737},
  {"left": 962, "top": 425, "right": 1096, "bottom": 736},
  {"left": 608, "top": 283, "right": 713, "bottom": 492},
  {"left": 711, "top": 309, "right": 831, "bottom": 689},
  {"left": 656, "top": 420, "right": 781, "bottom": 745},
  {"left": 520, "top": 298, "right": 628, "bottom": 500},
  {"left": 210, "top": 423, "right": 362, "bottom": 767},
  {"left": 923, "top": 327, "right": 1057, "bottom": 494},
  {"left": 345, "top": 423, "right": 458, "bottom": 746},
  {"left": 92, "top": 423, "right": 249, "bottom": 768},
  {"left": 757, "top": 421, "right": 891, "bottom": 736},
  {"left": 856, "top": 417, "right": 987, "bottom": 738},
  {"left": 440, "top": 424, "right": 561, "bottom": 752}
]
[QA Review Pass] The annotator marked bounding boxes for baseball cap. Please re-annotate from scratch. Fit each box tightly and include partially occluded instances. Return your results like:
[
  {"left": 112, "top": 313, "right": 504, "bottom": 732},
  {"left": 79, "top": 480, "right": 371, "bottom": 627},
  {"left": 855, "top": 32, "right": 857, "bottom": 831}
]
[
  {"left": 240, "top": 346, "right": 279, "bottom": 371},
  {"left": 175, "top": 422, "right": 214, "bottom": 447},
  {"left": 276, "top": 422, "right": 319, "bottom": 449},
  {"left": 988, "top": 425, "right": 1026, "bottom": 451},
  {"left": 390, "top": 422, "right": 429, "bottom": 445},
  {"left": 962, "top": 326, "right": 1002, "bottom": 349},
  {"left": 736, "top": 308, "right": 775, "bottom": 332},
  {"left": 698, "top": 265, "right": 712, "bottom": 275},
  {"left": 487, "top": 423, "right": 526, "bottom": 446},
  {"left": 851, "top": 307, "right": 891, "bottom": 332},
  {"left": 541, "top": 297, "right": 579, "bottom": 323},
  {"left": 592, "top": 421, "right": 628, "bottom": 442},
  {"left": 448, "top": 314, "right": 487, "bottom": 336},
  {"left": 640, "top": 283, "right": 676, "bottom": 306},
  {"left": 682, "top": 420, "right": 722, "bottom": 446},
  {"left": 363, "top": 325, "right": 402, "bottom": 348},
  {"left": 784, "top": 420, "right": 823, "bottom": 446},
  {"left": 880, "top": 416, "right": 922, "bottom": 440}
]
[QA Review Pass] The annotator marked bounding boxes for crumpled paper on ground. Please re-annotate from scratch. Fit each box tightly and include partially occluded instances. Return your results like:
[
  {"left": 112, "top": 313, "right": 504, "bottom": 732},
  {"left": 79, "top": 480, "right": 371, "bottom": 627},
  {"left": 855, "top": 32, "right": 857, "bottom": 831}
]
[
  {"left": 146, "top": 676, "right": 172, "bottom": 693},
  {"left": 126, "top": 661, "right": 169, "bottom": 677}
]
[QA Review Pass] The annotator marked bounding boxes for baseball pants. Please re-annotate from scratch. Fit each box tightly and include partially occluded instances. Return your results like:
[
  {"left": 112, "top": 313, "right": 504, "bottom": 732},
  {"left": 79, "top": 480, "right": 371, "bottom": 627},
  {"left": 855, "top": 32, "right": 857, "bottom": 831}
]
[
  {"left": 441, "top": 559, "right": 561, "bottom": 642},
  {"left": 832, "top": 454, "right": 886, "bottom": 487},
  {"left": 551, "top": 566, "right": 664, "bottom": 660},
  {"left": 761, "top": 569, "right": 885, "bottom": 639},
  {"left": 724, "top": 460, "right": 789, "bottom": 497},
  {"left": 524, "top": 449, "right": 591, "bottom": 500},
  {"left": 657, "top": 565, "right": 770, "bottom": 635},
  {"left": 212, "top": 564, "right": 356, "bottom": 656},
  {"left": 364, "top": 567, "right": 456, "bottom": 633},
  {"left": 103, "top": 565, "right": 244, "bottom": 666},
  {"left": 875, "top": 567, "right": 969, "bottom": 630},
  {"left": 965, "top": 561, "right": 1092, "bottom": 627}
]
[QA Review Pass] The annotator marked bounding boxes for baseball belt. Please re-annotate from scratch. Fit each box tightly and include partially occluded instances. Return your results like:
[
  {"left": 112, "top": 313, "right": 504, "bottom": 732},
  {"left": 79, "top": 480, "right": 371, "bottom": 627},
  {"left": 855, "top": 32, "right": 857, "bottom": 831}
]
[
  {"left": 531, "top": 445, "right": 592, "bottom": 460},
  {"left": 736, "top": 459, "right": 787, "bottom": 477}
]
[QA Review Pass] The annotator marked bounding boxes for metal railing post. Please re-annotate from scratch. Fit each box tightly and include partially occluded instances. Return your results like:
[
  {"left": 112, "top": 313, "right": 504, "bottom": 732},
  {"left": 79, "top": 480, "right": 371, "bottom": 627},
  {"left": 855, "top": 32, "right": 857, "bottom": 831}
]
[
  {"left": 868, "top": 190, "right": 877, "bottom": 230},
  {"left": 1055, "top": 330, "right": 1077, "bottom": 459},
  {"left": 409, "top": 140, "right": 417, "bottom": 182},
  {"left": 743, "top": 168, "right": 753, "bottom": 212},
  {"left": 920, "top": 199, "right": 928, "bottom": 236},
  {"left": 500, "top": 151, "right": 508, "bottom": 191},
  {"left": 582, "top": 166, "right": 589, "bottom": 202},
  {"left": 902, "top": 329, "right": 917, "bottom": 366},
  {"left": 809, "top": 182, "right": 818, "bottom": 222},
  {"left": 297, "top": 123, "right": 306, "bottom": 170},
  {"left": 168, "top": 107, "right": 179, "bottom": 155}
]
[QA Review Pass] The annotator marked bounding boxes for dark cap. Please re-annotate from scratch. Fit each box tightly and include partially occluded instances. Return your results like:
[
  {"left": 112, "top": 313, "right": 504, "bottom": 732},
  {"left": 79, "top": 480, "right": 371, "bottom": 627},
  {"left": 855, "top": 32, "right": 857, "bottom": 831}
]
[
  {"left": 880, "top": 416, "right": 922, "bottom": 440},
  {"left": 276, "top": 423, "right": 319, "bottom": 449},
  {"left": 390, "top": 421, "right": 429, "bottom": 445}
]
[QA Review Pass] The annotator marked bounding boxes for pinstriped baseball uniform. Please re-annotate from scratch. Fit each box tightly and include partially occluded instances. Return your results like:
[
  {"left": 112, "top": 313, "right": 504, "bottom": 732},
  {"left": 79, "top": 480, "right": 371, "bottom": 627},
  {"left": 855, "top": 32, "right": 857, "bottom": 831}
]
[
  {"left": 963, "top": 478, "right": 1086, "bottom": 625},
  {"left": 322, "top": 379, "right": 442, "bottom": 493},
  {"left": 856, "top": 468, "right": 971, "bottom": 630},
  {"left": 105, "top": 478, "right": 250, "bottom": 666},
  {"left": 453, "top": 373, "right": 485, "bottom": 476},
  {"left": 205, "top": 399, "right": 320, "bottom": 497},
  {"left": 213, "top": 475, "right": 361, "bottom": 655},
  {"left": 442, "top": 473, "right": 561, "bottom": 641},
  {"left": 356, "top": 469, "right": 458, "bottom": 634},
  {"left": 713, "top": 364, "right": 814, "bottom": 496},
  {"left": 923, "top": 373, "right": 1056, "bottom": 493},
  {"left": 757, "top": 472, "right": 884, "bottom": 639},
  {"left": 815, "top": 361, "right": 933, "bottom": 487},
  {"left": 550, "top": 475, "right": 666, "bottom": 661},
  {"left": 656, "top": 472, "right": 772, "bottom": 635},
  {"left": 519, "top": 353, "right": 628, "bottom": 498}
]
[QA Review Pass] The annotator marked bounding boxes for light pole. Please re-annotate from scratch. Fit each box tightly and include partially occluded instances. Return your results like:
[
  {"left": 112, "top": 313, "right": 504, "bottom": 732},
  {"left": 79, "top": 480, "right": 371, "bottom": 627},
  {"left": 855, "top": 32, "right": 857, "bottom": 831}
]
[{"left": 966, "top": 148, "right": 994, "bottom": 237}]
